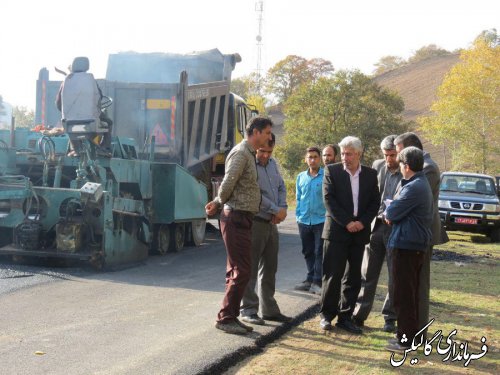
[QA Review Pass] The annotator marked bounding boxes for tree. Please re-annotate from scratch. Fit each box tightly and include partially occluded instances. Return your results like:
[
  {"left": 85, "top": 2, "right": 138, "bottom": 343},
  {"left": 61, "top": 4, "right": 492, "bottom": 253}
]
[
  {"left": 265, "top": 55, "right": 334, "bottom": 103},
  {"left": 373, "top": 55, "right": 406, "bottom": 76},
  {"left": 246, "top": 95, "right": 267, "bottom": 115},
  {"left": 275, "top": 70, "right": 410, "bottom": 177},
  {"left": 408, "top": 44, "right": 451, "bottom": 64},
  {"left": 419, "top": 31, "right": 500, "bottom": 174},
  {"left": 230, "top": 72, "right": 263, "bottom": 99},
  {"left": 13, "top": 106, "right": 35, "bottom": 128}
]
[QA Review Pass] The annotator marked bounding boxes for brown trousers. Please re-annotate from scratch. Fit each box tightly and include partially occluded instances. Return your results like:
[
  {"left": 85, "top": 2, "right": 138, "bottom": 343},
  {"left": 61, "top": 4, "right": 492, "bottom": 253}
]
[
  {"left": 217, "top": 209, "right": 253, "bottom": 323},
  {"left": 392, "top": 248, "right": 425, "bottom": 344}
]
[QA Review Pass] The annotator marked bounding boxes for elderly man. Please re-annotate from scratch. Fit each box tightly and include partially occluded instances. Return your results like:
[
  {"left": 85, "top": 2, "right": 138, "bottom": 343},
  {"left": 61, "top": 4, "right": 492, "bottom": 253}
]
[
  {"left": 320, "top": 136, "right": 380, "bottom": 334},
  {"left": 352, "top": 135, "right": 401, "bottom": 332},
  {"left": 393, "top": 132, "right": 445, "bottom": 339},
  {"left": 240, "top": 133, "right": 291, "bottom": 325},
  {"left": 385, "top": 146, "right": 433, "bottom": 350},
  {"left": 206, "top": 116, "right": 273, "bottom": 335}
]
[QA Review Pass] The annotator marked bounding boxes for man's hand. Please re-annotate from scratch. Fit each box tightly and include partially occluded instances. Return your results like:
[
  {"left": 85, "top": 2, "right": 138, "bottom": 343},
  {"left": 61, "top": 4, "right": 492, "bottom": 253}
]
[
  {"left": 346, "top": 221, "right": 364, "bottom": 232},
  {"left": 205, "top": 201, "right": 218, "bottom": 216},
  {"left": 272, "top": 208, "right": 287, "bottom": 224},
  {"left": 353, "top": 221, "right": 364, "bottom": 231},
  {"left": 346, "top": 221, "right": 357, "bottom": 232}
]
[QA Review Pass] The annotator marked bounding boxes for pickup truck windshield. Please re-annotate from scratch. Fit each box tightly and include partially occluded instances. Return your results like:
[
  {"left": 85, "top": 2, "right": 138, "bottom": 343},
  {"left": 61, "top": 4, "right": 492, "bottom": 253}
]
[{"left": 440, "top": 175, "right": 496, "bottom": 195}]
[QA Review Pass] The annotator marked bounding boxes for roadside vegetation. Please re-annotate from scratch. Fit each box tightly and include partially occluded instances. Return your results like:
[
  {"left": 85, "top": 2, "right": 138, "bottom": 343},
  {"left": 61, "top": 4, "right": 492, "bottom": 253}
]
[
  {"left": 419, "top": 29, "right": 500, "bottom": 174},
  {"left": 225, "top": 231, "right": 500, "bottom": 374}
]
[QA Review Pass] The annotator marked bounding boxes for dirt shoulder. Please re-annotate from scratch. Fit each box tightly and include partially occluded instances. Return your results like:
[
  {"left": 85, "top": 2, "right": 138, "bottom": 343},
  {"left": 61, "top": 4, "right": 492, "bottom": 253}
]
[{"left": 224, "top": 232, "right": 500, "bottom": 374}]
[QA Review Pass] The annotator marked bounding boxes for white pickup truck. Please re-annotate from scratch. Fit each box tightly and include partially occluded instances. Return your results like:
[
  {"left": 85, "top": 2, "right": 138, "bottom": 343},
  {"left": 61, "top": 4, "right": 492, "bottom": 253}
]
[{"left": 439, "top": 172, "right": 500, "bottom": 242}]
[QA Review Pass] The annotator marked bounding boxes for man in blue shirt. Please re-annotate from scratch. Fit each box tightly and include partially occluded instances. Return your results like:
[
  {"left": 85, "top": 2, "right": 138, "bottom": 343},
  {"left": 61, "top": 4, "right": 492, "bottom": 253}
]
[
  {"left": 295, "top": 146, "right": 326, "bottom": 294},
  {"left": 240, "top": 133, "right": 291, "bottom": 325}
]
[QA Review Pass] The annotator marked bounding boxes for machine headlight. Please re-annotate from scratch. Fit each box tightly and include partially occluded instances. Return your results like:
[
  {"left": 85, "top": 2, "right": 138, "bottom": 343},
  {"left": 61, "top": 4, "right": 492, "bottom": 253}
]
[
  {"left": 438, "top": 200, "right": 450, "bottom": 209},
  {"left": 483, "top": 203, "right": 500, "bottom": 213}
]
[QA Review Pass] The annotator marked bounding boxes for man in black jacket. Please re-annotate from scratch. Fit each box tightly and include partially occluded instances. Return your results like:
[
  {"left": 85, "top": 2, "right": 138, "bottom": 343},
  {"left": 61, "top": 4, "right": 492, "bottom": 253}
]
[
  {"left": 320, "top": 136, "right": 380, "bottom": 334},
  {"left": 385, "top": 146, "right": 433, "bottom": 350},
  {"left": 393, "top": 132, "right": 446, "bottom": 339},
  {"left": 352, "top": 135, "right": 401, "bottom": 332}
]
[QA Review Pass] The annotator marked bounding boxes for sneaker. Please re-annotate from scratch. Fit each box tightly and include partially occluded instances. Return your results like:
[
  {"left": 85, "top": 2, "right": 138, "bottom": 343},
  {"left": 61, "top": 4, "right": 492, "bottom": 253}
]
[
  {"left": 383, "top": 320, "right": 396, "bottom": 333},
  {"left": 263, "top": 313, "right": 292, "bottom": 323},
  {"left": 215, "top": 321, "right": 248, "bottom": 335},
  {"left": 320, "top": 318, "right": 332, "bottom": 331},
  {"left": 309, "top": 283, "right": 322, "bottom": 295},
  {"left": 235, "top": 318, "right": 254, "bottom": 332},
  {"left": 240, "top": 314, "right": 265, "bottom": 325},
  {"left": 294, "top": 280, "right": 312, "bottom": 291}
]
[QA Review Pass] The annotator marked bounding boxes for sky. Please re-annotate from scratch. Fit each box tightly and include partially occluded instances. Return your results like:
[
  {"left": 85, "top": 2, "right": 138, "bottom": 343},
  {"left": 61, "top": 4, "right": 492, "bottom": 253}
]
[{"left": 1, "top": 0, "right": 498, "bottom": 109}]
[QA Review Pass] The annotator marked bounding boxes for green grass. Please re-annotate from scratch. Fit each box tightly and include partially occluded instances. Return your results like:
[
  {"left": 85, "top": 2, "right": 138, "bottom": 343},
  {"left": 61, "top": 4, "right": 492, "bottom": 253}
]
[{"left": 226, "top": 232, "right": 500, "bottom": 374}]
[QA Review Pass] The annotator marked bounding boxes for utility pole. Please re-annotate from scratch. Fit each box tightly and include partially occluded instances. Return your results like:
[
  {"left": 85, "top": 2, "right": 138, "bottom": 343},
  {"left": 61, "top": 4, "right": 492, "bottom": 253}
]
[{"left": 255, "top": 1, "right": 264, "bottom": 94}]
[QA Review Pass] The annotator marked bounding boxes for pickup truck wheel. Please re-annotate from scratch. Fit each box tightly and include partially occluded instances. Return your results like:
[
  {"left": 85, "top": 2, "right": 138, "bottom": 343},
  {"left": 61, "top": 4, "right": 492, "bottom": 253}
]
[
  {"left": 490, "top": 228, "right": 500, "bottom": 243},
  {"left": 187, "top": 219, "right": 206, "bottom": 247}
]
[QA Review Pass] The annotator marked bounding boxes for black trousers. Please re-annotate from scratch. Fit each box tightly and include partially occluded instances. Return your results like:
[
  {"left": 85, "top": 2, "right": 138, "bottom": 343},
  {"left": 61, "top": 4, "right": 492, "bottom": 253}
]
[
  {"left": 320, "top": 237, "right": 365, "bottom": 322},
  {"left": 353, "top": 221, "right": 396, "bottom": 323},
  {"left": 392, "top": 248, "right": 425, "bottom": 343}
]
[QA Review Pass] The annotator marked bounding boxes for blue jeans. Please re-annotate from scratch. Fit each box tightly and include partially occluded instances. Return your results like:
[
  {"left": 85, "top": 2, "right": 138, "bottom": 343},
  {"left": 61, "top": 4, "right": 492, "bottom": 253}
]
[{"left": 298, "top": 222, "right": 324, "bottom": 284}]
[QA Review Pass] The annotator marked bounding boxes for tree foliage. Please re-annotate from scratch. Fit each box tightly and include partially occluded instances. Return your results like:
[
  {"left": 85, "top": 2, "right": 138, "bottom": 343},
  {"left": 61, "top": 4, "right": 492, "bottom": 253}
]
[
  {"left": 265, "top": 55, "right": 334, "bottom": 103},
  {"left": 372, "top": 45, "right": 454, "bottom": 76},
  {"left": 419, "top": 30, "right": 500, "bottom": 174},
  {"left": 13, "top": 106, "right": 34, "bottom": 128},
  {"left": 373, "top": 55, "right": 406, "bottom": 75},
  {"left": 230, "top": 72, "right": 263, "bottom": 99},
  {"left": 275, "top": 70, "right": 410, "bottom": 177},
  {"left": 246, "top": 95, "right": 267, "bottom": 115},
  {"left": 408, "top": 44, "right": 452, "bottom": 64}
]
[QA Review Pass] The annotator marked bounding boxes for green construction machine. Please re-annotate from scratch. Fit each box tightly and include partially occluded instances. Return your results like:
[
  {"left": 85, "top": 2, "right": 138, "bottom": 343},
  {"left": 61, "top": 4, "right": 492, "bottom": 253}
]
[{"left": 0, "top": 49, "right": 254, "bottom": 268}]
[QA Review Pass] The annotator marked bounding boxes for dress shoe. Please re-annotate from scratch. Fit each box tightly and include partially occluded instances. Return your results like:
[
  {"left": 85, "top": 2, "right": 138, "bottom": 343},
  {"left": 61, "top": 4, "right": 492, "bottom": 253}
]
[
  {"left": 263, "top": 313, "right": 292, "bottom": 323},
  {"left": 235, "top": 318, "right": 254, "bottom": 332},
  {"left": 240, "top": 313, "right": 265, "bottom": 325},
  {"left": 320, "top": 318, "right": 332, "bottom": 331},
  {"left": 352, "top": 317, "right": 364, "bottom": 327},
  {"left": 336, "top": 319, "right": 363, "bottom": 334},
  {"left": 383, "top": 320, "right": 396, "bottom": 333},
  {"left": 294, "top": 280, "right": 312, "bottom": 291},
  {"left": 386, "top": 340, "right": 410, "bottom": 352},
  {"left": 388, "top": 337, "right": 407, "bottom": 346},
  {"left": 215, "top": 321, "right": 248, "bottom": 335},
  {"left": 309, "top": 283, "right": 322, "bottom": 295}
]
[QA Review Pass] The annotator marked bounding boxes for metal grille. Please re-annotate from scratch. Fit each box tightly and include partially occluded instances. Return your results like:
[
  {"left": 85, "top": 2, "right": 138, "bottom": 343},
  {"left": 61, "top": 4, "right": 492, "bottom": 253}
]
[{"left": 450, "top": 201, "right": 484, "bottom": 211}]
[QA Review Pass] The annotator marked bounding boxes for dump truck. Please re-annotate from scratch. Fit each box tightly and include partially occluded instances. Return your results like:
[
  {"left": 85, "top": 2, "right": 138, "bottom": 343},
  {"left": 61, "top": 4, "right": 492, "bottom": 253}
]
[{"left": 0, "top": 49, "right": 254, "bottom": 268}]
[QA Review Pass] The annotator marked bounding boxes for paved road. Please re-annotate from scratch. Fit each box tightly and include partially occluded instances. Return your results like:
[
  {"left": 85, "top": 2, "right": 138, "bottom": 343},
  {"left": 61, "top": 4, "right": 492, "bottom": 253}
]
[{"left": 0, "top": 215, "right": 319, "bottom": 375}]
